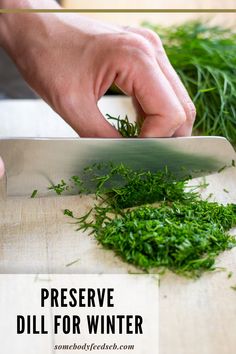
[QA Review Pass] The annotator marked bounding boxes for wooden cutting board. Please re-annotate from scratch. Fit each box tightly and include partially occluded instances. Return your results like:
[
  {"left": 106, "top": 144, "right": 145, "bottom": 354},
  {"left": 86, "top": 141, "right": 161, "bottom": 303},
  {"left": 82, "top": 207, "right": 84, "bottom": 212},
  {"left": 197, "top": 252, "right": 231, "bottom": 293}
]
[{"left": 0, "top": 98, "right": 236, "bottom": 354}]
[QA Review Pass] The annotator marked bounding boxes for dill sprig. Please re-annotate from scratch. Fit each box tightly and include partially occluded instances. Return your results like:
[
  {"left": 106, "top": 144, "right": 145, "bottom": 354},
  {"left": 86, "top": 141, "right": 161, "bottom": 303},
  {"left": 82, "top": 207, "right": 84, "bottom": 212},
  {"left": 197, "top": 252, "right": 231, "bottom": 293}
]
[
  {"left": 106, "top": 114, "right": 140, "bottom": 137},
  {"left": 30, "top": 189, "right": 38, "bottom": 198}
]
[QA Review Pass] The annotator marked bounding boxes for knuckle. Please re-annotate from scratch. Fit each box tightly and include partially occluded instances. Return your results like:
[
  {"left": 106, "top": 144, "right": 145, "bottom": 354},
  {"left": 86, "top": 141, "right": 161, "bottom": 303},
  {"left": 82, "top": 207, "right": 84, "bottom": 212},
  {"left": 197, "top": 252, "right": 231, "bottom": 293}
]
[
  {"left": 115, "top": 33, "right": 153, "bottom": 56},
  {"left": 142, "top": 28, "right": 163, "bottom": 47}
]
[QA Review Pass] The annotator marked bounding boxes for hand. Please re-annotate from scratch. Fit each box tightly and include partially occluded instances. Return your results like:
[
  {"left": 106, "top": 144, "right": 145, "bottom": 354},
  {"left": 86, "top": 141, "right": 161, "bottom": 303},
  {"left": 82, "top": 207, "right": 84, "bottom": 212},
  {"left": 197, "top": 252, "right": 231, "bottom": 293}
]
[{"left": 0, "top": 0, "right": 195, "bottom": 138}]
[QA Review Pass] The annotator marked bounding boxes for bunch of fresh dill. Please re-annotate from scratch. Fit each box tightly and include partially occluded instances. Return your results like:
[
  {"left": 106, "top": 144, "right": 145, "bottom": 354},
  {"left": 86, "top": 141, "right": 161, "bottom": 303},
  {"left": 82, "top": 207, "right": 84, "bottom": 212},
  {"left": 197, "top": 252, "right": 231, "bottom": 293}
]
[
  {"left": 50, "top": 163, "right": 236, "bottom": 278},
  {"left": 141, "top": 21, "right": 236, "bottom": 143}
]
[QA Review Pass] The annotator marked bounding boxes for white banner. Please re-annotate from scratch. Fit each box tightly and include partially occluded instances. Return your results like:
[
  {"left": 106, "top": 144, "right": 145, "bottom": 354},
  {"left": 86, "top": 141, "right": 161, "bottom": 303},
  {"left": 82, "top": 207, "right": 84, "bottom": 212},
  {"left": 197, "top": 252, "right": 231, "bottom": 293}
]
[{"left": 0, "top": 274, "right": 159, "bottom": 354}]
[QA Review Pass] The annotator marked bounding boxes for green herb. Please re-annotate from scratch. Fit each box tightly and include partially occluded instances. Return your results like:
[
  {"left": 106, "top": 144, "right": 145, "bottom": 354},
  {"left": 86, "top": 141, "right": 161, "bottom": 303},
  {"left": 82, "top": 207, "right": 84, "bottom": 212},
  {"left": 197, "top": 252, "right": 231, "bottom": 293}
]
[
  {"left": 206, "top": 193, "right": 214, "bottom": 201},
  {"left": 142, "top": 21, "right": 236, "bottom": 143},
  {"left": 194, "top": 177, "right": 209, "bottom": 191},
  {"left": 218, "top": 165, "right": 227, "bottom": 173},
  {"left": 106, "top": 114, "right": 140, "bottom": 137},
  {"left": 48, "top": 176, "right": 88, "bottom": 196},
  {"left": 48, "top": 179, "right": 69, "bottom": 195},
  {"left": 223, "top": 188, "right": 229, "bottom": 194},
  {"left": 84, "top": 202, "right": 236, "bottom": 278},
  {"left": 64, "top": 209, "right": 74, "bottom": 218},
  {"left": 232, "top": 160, "right": 235, "bottom": 167},
  {"left": 228, "top": 271, "right": 233, "bottom": 279},
  {"left": 54, "top": 162, "right": 236, "bottom": 278},
  {"left": 231, "top": 285, "right": 236, "bottom": 291},
  {"left": 72, "top": 193, "right": 236, "bottom": 278},
  {"left": 30, "top": 189, "right": 38, "bottom": 198},
  {"left": 85, "top": 163, "right": 197, "bottom": 209}
]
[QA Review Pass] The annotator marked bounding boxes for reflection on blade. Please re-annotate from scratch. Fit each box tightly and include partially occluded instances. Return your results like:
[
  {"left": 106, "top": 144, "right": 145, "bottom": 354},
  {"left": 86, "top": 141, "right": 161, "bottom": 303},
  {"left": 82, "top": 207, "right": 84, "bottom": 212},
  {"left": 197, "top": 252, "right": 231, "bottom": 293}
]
[{"left": 0, "top": 137, "right": 235, "bottom": 197}]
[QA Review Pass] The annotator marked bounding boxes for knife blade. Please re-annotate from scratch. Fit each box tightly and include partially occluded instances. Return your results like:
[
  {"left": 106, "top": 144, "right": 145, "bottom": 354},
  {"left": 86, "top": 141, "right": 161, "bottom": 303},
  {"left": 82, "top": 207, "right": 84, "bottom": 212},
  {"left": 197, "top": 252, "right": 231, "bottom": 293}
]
[{"left": 0, "top": 136, "right": 235, "bottom": 197}]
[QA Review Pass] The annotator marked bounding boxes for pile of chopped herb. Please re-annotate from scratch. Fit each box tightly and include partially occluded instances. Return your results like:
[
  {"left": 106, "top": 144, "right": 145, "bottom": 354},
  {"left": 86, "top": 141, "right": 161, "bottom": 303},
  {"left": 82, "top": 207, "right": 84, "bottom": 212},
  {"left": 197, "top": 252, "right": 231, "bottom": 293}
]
[
  {"left": 50, "top": 163, "right": 236, "bottom": 278},
  {"left": 81, "top": 202, "right": 236, "bottom": 278}
]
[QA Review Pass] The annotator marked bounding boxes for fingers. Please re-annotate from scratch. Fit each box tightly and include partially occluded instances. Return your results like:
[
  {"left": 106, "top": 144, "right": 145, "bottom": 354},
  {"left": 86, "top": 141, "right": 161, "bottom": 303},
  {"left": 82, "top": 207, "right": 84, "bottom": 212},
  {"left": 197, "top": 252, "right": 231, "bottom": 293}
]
[
  {"left": 60, "top": 97, "right": 121, "bottom": 138},
  {"left": 126, "top": 27, "right": 196, "bottom": 137},
  {"left": 154, "top": 43, "right": 196, "bottom": 136},
  {"left": 117, "top": 53, "right": 186, "bottom": 138},
  {"left": 136, "top": 59, "right": 186, "bottom": 137},
  {"left": 0, "top": 157, "right": 5, "bottom": 179}
]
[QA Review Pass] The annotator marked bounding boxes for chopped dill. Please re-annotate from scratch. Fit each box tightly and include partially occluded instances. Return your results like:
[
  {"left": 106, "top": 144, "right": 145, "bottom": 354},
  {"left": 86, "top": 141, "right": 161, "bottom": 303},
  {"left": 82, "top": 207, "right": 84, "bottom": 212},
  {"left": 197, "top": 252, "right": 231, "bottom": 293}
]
[
  {"left": 83, "top": 202, "right": 236, "bottom": 278},
  {"left": 64, "top": 209, "right": 74, "bottom": 218},
  {"left": 218, "top": 165, "right": 227, "bottom": 173},
  {"left": 52, "top": 162, "right": 236, "bottom": 278},
  {"left": 48, "top": 179, "right": 69, "bottom": 195},
  {"left": 30, "top": 189, "right": 38, "bottom": 198}
]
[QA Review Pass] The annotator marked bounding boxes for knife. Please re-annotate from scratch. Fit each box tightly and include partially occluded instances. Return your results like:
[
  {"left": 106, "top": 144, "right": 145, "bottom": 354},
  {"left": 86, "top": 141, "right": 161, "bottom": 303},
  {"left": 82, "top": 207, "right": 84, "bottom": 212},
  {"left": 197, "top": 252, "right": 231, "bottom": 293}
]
[{"left": 0, "top": 136, "right": 235, "bottom": 197}]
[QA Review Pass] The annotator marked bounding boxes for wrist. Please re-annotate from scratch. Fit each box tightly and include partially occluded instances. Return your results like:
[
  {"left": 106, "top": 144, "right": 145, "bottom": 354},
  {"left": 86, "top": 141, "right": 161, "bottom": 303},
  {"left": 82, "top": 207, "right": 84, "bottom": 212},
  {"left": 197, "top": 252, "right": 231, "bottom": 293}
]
[
  {"left": 0, "top": 3, "right": 61, "bottom": 57},
  {"left": 0, "top": 0, "right": 61, "bottom": 49}
]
